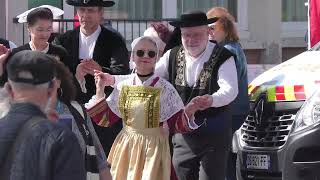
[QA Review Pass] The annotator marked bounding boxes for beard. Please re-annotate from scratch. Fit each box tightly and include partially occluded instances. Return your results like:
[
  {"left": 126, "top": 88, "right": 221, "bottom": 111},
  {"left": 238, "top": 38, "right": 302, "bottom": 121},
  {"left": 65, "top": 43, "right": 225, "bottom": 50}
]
[{"left": 184, "top": 43, "right": 207, "bottom": 57}]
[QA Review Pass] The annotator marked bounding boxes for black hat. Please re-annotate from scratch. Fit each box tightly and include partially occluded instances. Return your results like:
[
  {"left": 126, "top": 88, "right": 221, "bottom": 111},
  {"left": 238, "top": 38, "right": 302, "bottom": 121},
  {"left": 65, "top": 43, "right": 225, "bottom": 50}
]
[
  {"left": 169, "top": 11, "right": 218, "bottom": 28},
  {"left": 7, "top": 50, "right": 56, "bottom": 85},
  {"left": 66, "top": 0, "right": 115, "bottom": 7}
]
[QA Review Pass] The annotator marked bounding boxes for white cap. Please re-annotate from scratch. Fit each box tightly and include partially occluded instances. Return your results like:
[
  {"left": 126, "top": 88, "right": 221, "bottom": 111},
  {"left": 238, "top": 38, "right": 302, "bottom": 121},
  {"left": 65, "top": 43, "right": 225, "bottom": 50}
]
[{"left": 17, "top": 5, "right": 64, "bottom": 23}]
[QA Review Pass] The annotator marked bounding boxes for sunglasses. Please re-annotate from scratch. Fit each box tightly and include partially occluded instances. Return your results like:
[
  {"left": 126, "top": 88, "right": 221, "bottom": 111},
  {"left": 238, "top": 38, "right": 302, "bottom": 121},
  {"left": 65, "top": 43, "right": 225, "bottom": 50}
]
[{"left": 136, "top": 50, "right": 157, "bottom": 58}]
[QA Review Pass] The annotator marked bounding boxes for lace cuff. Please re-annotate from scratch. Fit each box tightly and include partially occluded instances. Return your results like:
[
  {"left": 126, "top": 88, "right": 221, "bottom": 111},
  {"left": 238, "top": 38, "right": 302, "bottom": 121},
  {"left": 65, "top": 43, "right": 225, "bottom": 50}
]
[
  {"left": 85, "top": 94, "right": 106, "bottom": 109},
  {"left": 185, "top": 113, "right": 200, "bottom": 130}
]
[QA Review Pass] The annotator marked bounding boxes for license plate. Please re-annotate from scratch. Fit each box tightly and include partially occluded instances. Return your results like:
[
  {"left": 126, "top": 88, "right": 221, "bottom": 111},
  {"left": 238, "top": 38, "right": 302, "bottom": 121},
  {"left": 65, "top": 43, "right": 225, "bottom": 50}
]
[{"left": 246, "top": 154, "right": 270, "bottom": 170}]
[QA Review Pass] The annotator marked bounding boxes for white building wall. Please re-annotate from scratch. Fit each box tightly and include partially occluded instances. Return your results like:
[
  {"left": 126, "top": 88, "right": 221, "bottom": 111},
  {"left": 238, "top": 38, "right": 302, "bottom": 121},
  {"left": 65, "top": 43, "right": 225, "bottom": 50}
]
[
  {"left": 6, "top": 0, "right": 28, "bottom": 46},
  {"left": 3, "top": 0, "right": 307, "bottom": 63},
  {"left": 0, "top": 0, "right": 6, "bottom": 38}
]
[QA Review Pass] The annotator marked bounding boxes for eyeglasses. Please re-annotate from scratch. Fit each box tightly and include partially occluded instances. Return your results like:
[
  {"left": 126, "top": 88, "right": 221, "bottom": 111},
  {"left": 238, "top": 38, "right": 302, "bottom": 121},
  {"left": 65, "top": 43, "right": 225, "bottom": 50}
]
[{"left": 135, "top": 50, "right": 157, "bottom": 58}]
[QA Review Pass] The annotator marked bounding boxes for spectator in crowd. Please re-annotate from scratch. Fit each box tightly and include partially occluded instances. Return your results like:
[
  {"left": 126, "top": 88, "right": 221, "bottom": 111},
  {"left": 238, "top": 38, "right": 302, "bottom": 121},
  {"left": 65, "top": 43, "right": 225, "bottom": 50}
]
[
  {"left": 85, "top": 36, "right": 203, "bottom": 180},
  {"left": 54, "top": 0, "right": 130, "bottom": 155},
  {"left": 207, "top": 7, "right": 250, "bottom": 180},
  {"left": 0, "top": 50, "right": 85, "bottom": 180},
  {"left": 155, "top": 11, "right": 238, "bottom": 180},
  {"left": 0, "top": 7, "right": 73, "bottom": 87},
  {"left": 47, "top": 59, "right": 112, "bottom": 180}
]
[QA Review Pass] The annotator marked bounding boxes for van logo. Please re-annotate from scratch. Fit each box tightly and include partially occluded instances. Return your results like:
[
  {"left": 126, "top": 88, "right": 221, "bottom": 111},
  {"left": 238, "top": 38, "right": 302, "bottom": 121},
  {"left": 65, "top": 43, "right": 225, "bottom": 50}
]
[{"left": 254, "top": 98, "right": 265, "bottom": 125}]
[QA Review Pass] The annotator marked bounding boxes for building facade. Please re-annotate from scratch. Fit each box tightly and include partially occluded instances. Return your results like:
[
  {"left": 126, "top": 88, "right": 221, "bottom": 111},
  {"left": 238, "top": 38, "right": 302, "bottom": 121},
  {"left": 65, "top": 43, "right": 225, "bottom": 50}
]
[{"left": 0, "top": 0, "right": 308, "bottom": 64}]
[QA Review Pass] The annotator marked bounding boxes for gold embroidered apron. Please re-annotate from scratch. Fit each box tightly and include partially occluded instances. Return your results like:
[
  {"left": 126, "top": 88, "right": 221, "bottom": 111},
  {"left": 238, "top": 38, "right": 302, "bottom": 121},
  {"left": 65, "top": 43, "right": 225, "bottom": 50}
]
[{"left": 107, "top": 85, "right": 171, "bottom": 180}]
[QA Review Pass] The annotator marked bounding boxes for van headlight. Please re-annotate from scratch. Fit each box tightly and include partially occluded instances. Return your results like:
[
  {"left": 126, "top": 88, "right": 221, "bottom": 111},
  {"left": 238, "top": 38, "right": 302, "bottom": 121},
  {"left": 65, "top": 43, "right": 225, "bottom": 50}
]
[{"left": 293, "top": 90, "right": 320, "bottom": 133}]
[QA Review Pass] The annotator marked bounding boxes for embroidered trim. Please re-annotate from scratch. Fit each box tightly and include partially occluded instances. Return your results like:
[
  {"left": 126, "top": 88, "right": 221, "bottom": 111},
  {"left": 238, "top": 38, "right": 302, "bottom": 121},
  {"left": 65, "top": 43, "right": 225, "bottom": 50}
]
[
  {"left": 175, "top": 47, "right": 187, "bottom": 86},
  {"left": 175, "top": 45, "right": 223, "bottom": 90}
]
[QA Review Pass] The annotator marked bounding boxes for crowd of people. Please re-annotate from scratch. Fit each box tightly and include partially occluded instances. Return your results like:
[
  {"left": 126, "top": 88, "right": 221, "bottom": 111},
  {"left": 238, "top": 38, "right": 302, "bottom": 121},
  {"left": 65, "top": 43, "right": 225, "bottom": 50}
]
[{"left": 0, "top": 0, "right": 249, "bottom": 180}]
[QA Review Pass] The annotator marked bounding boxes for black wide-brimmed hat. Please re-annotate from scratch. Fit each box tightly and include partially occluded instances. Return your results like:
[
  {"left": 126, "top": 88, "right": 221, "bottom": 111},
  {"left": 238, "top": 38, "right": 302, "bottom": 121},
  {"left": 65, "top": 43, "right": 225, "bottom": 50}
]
[
  {"left": 170, "top": 11, "right": 218, "bottom": 28},
  {"left": 66, "top": 0, "right": 115, "bottom": 7}
]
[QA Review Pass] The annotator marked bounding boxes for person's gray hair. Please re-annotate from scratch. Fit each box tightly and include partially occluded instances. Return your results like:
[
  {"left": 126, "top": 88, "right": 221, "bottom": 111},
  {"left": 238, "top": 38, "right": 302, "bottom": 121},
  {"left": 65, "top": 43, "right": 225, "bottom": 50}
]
[{"left": 0, "top": 88, "right": 11, "bottom": 119}]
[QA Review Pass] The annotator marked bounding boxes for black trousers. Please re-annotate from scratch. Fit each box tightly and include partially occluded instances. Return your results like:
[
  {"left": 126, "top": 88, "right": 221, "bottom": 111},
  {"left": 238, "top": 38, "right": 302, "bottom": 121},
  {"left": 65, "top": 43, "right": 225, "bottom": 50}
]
[
  {"left": 93, "top": 120, "right": 122, "bottom": 156},
  {"left": 227, "top": 115, "right": 247, "bottom": 180},
  {"left": 172, "top": 132, "right": 231, "bottom": 180}
]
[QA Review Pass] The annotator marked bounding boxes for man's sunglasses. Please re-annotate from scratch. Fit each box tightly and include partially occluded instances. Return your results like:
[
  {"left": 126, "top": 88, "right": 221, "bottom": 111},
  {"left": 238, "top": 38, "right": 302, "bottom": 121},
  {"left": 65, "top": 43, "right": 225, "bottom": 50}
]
[{"left": 136, "top": 50, "right": 157, "bottom": 58}]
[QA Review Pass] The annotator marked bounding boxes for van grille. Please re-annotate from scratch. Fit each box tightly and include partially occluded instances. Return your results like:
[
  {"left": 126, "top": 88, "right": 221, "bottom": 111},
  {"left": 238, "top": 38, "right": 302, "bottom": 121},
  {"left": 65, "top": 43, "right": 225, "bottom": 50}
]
[{"left": 241, "top": 112, "right": 296, "bottom": 148}]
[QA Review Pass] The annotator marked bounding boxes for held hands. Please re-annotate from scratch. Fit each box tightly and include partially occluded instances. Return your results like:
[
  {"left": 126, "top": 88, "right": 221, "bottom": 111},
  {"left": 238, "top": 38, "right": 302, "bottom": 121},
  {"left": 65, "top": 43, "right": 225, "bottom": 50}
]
[
  {"left": 184, "top": 95, "right": 213, "bottom": 117},
  {"left": 75, "top": 59, "right": 102, "bottom": 81},
  {"left": 94, "top": 70, "right": 115, "bottom": 99},
  {"left": 0, "top": 44, "right": 10, "bottom": 76},
  {"left": 191, "top": 95, "right": 213, "bottom": 111}
]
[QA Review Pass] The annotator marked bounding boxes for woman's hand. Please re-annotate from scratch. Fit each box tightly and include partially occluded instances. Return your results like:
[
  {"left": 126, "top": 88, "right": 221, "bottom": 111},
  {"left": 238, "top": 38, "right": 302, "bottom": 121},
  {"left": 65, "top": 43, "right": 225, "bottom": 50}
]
[
  {"left": 94, "top": 70, "right": 115, "bottom": 87},
  {"left": 184, "top": 101, "right": 199, "bottom": 118},
  {"left": 94, "top": 70, "right": 114, "bottom": 99}
]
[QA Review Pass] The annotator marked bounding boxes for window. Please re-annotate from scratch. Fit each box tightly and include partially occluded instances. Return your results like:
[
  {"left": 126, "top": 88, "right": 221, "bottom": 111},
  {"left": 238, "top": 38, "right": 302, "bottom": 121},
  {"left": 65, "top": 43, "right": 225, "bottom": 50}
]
[
  {"left": 282, "top": 0, "right": 307, "bottom": 21},
  {"left": 177, "top": 0, "right": 237, "bottom": 21},
  {"left": 107, "top": 0, "right": 162, "bottom": 19}
]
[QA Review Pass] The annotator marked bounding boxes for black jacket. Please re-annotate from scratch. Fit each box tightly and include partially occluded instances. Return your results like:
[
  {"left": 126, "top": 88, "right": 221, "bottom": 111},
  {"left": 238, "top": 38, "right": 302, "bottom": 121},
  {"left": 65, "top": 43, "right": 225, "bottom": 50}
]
[
  {"left": 0, "top": 103, "right": 86, "bottom": 180},
  {"left": 53, "top": 26, "right": 130, "bottom": 103}
]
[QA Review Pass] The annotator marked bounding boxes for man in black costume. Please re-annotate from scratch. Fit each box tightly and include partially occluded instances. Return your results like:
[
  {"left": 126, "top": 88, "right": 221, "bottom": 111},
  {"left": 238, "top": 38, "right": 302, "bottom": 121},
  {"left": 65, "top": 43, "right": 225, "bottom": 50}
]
[
  {"left": 155, "top": 11, "right": 239, "bottom": 180},
  {"left": 54, "top": 0, "right": 129, "bottom": 155}
]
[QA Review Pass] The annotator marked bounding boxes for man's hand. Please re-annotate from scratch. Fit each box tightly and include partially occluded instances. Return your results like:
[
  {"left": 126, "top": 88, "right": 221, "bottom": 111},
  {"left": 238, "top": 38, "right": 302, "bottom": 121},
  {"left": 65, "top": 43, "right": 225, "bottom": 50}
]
[
  {"left": 0, "top": 44, "right": 10, "bottom": 76},
  {"left": 83, "top": 59, "right": 102, "bottom": 76},
  {"left": 190, "top": 95, "right": 213, "bottom": 111},
  {"left": 75, "top": 60, "right": 93, "bottom": 82}
]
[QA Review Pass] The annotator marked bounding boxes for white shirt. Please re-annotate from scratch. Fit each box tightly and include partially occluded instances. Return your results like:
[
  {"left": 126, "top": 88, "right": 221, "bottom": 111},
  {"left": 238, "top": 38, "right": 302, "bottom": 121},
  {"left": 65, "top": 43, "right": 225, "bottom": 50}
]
[
  {"left": 155, "top": 41, "right": 238, "bottom": 107},
  {"left": 29, "top": 41, "right": 49, "bottom": 53},
  {"left": 79, "top": 26, "right": 101, "bottom": 59},
  {"left": 9, "top": 41, "right": 17, "bottom": 50}
]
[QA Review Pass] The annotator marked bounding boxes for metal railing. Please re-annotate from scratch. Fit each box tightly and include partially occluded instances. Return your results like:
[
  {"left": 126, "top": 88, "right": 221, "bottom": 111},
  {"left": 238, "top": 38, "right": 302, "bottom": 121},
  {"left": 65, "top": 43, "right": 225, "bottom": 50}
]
[{"left": 13, "top": 18, "right": 175, "bottom": 48}]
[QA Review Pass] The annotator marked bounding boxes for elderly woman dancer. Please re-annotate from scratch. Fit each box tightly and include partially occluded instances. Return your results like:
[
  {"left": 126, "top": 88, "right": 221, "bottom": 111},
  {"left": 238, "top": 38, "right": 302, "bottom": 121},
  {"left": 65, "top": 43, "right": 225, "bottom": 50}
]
[{"left": 86, "top": 36, "right": 203, "bottom": 180}]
